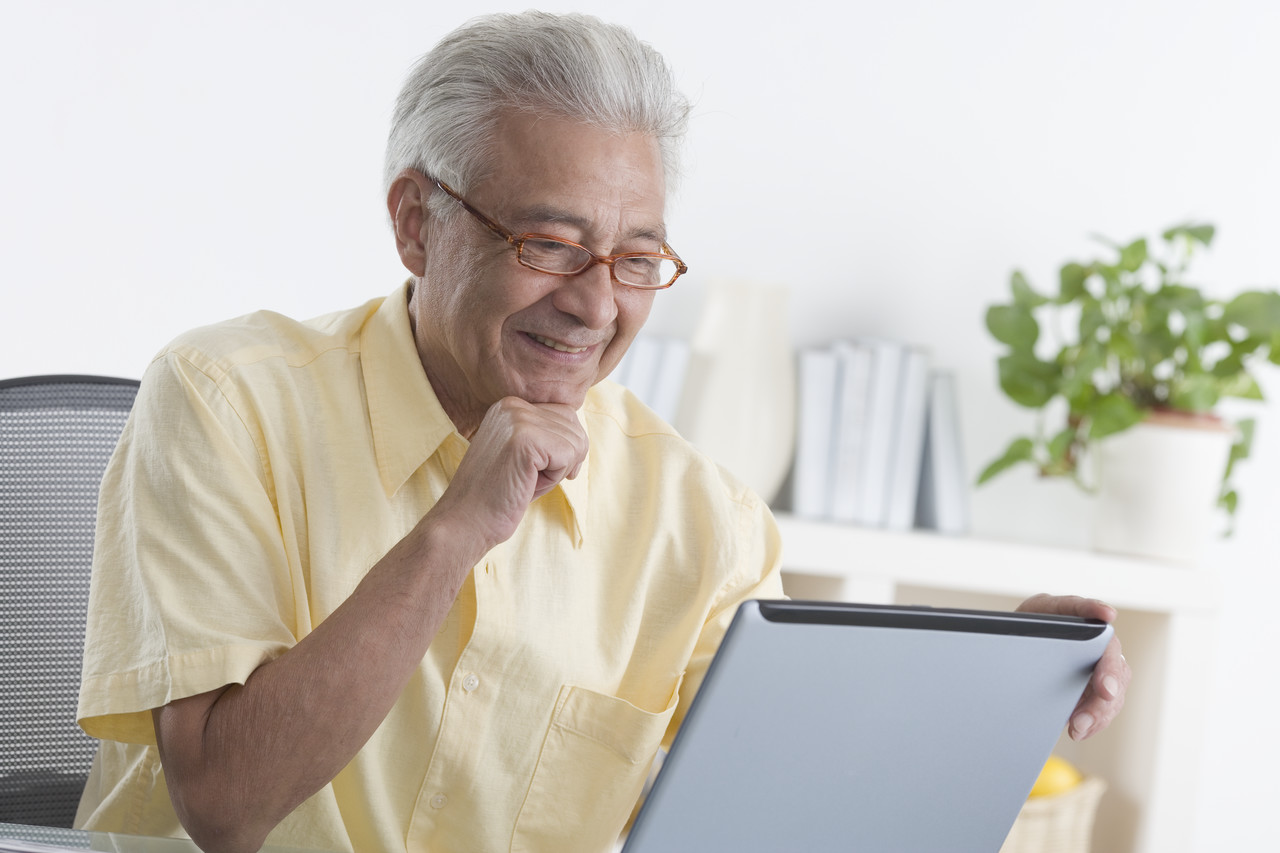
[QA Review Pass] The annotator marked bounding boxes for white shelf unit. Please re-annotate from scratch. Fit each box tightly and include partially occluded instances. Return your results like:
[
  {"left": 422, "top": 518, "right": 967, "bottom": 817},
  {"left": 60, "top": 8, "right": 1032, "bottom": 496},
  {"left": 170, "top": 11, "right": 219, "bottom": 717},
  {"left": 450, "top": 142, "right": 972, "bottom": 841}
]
[{"left": 775, "top": 513, "right": 1219, "bottom": 853}]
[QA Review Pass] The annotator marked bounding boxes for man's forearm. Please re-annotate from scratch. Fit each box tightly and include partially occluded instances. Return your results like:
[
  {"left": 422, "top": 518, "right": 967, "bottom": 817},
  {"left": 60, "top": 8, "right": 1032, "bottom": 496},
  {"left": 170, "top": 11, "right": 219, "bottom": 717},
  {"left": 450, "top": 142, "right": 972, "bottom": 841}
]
[{"left": 153, "top": 510, "right": 483, "bottom": 853}]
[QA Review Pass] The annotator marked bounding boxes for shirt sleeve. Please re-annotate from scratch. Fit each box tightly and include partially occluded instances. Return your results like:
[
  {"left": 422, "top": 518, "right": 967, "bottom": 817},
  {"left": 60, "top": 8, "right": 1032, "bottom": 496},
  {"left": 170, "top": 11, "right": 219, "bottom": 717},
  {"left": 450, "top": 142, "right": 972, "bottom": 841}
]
[
  {"left": 662, "top": 481, "right": 787, "bottom": 750},
  {"left": 77, "top": 349, "right": 300, "bottom": 745}
]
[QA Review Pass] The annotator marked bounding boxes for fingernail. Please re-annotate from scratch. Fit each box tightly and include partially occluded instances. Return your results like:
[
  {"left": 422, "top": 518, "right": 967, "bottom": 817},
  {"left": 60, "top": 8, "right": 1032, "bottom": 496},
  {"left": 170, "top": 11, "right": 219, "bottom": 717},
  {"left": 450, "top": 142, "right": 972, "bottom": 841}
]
[
  {"left": 1071, "top": 713, "right": 1094, "bottom": 739},
  {"left": 1103, "top": 675, "right": 1120, "bottom": 698}
]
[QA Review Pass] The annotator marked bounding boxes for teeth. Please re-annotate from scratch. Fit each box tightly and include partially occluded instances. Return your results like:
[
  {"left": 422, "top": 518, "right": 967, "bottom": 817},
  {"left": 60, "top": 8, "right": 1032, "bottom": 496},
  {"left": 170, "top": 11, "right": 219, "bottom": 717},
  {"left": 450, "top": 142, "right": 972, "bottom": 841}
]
[{"left": 530, "top": 333, "right": 588, "bottom": 354}]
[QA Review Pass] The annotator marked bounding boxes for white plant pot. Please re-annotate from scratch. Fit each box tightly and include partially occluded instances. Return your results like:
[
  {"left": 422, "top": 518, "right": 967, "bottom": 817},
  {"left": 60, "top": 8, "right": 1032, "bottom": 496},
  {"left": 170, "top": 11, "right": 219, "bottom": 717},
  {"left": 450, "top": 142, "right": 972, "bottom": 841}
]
[{"left": 1091, "top": 412, "right": 1234, "bottom": 565}]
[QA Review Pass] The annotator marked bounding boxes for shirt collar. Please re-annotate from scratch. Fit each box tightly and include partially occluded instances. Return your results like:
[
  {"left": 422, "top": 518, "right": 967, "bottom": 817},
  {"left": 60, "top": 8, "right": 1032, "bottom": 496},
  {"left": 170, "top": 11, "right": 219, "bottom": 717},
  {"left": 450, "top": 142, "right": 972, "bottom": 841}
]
[
  {"left": 361, "top": 281, "right": 456, "bottom": 498},
  {"left": 360, "top": 281, "right": 588, "bottom": 547}
]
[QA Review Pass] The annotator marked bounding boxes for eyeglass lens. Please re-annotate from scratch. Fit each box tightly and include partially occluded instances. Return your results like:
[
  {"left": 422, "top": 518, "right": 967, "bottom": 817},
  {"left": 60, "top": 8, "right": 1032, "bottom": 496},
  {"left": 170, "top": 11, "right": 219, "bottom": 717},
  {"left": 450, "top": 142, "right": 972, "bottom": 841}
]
[{"left": 518, "top": 238, "right": 679, "bottom": 288}]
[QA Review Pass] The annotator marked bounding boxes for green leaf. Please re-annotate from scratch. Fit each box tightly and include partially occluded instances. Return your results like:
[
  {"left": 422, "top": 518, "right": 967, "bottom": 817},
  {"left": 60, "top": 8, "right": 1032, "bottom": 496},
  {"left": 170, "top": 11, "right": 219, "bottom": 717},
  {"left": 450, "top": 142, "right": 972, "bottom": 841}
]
[
  {"left": 1094, "top": 264, "right": 1125, "bottom": 299},
  {"left": 1078, "top": 299, "right": 1106, "bottom": 342},
  {"left": 1224, "top": 418, "right": 1256, "bottom": 481},
  {"left": 1223, "top": 291, "right": 1280, "bottom": 337},
  {"left": 1219, "top": 371, "right": 1264, "bottom": 400},
  {"left": 1205, "top": 314, "right": 1233, "bottom": 346},
  {"left": 1169, "top": 374, "right": 1221, "bottom": 411},
  {"left": 1060, "top": 343, "right": 1105, "bottom": 406},
  {"left": 1119, "top": 238, "right": 1148, "bottom": 272},
  {"left": 1133, "top": 325, "right": 1178, "bottom": 367},
  {"left": 998, "top": 353, "right": 1061, "bottom": 408},
  {"left": 1182, "top": 311, "right": 1208, "bottom": 351},
  {"left": 986, "top": 305, "right": 1039, "bottom": 350},
  {"left": 1219, "top": 417, "right": 1255, "bottom": 526},
  {"left": 1227, "top": 418, "right": 1256, "bottom": 469},
  {"left": 1151, "top": 283, "right": 1206, "bottom": 316},
  {"left": 1058, "top": 262, "right": 1089, "bottom": 302},
  {"left": 1043, "top": 428, "right": 1079, "bottom": 476},
  {"left": 1218, "top": 488, "right": 1238, "bottom": 520},
  {"left": 1011, "top": 270, "right": 1048, "bottom": 309},
  {"left": 977, "top": 437, "right": 1035, "bottom": 485},
  {"left": 1271, "top": 330, "right": 1280, "bottom": 366},
  {"left": 1211, "top": 351, "right": 1245, "bottom": 379},
  {"left": 987, "top": 304, "right": 1039, "bottom": 349},
  {"left": 1086, "top": 393, "right": 1144, "bottom": 439},
  {"left": 1109, "top": 327, "right": 1138, "bottom": 362},
  {"left": 1163, "top": 222, "right": 1216, "bottom": 247}
]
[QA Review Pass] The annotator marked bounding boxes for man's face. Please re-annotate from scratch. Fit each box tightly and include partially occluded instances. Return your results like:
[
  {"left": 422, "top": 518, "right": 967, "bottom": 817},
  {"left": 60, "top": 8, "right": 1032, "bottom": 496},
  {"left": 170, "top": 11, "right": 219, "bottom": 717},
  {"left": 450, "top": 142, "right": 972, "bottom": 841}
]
[{"left": 410, "top": 111, "right": 666, "bottom": 434}]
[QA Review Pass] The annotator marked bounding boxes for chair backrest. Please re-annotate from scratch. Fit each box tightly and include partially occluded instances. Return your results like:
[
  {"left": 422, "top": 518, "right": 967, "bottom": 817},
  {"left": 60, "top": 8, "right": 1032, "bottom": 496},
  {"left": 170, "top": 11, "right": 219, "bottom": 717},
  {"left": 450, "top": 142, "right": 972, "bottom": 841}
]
[{"left": 0, "top": 375, "right": 140, "bottom": 828}]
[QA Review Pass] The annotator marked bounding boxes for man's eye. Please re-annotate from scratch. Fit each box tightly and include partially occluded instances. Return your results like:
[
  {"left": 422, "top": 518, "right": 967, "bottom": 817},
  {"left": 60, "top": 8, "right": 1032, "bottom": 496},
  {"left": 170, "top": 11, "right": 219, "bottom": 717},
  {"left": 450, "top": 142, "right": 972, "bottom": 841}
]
[
  {"left": 616, "top": 257, "right": 659, "bottom": 275},
  {"left": 525, "top": 239, "right": 575, "bottom": 256}
]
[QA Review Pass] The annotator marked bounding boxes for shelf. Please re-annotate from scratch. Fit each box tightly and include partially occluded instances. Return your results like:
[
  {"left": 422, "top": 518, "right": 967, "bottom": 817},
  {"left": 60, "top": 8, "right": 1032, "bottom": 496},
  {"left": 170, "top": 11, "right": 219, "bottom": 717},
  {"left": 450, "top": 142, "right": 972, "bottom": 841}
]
[{"left": 775, "top": 513, "right": 1219, "bottom": 615}]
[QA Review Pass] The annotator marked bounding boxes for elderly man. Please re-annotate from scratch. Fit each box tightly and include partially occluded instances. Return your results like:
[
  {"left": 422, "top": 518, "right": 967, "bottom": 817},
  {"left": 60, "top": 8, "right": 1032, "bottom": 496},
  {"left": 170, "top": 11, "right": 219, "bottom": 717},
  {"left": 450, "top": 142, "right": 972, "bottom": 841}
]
[{"left": 74, "top": 11, "right": 1129, "bottom": 853}]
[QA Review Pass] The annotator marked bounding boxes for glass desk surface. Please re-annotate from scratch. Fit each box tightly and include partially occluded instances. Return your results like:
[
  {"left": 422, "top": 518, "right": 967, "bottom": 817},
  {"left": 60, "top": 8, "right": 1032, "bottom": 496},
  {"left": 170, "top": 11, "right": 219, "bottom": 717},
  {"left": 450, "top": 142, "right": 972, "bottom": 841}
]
[{"left": 0, "top": 823, "right": 328, "bottom": 853}]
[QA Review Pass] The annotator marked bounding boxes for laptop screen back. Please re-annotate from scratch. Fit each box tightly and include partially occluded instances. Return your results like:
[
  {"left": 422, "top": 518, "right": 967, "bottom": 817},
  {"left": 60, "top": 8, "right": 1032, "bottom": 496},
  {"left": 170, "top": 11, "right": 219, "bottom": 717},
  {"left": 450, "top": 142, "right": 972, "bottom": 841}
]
[{"left": 623, "top": 600, "right": 1112, "bottom": 853}]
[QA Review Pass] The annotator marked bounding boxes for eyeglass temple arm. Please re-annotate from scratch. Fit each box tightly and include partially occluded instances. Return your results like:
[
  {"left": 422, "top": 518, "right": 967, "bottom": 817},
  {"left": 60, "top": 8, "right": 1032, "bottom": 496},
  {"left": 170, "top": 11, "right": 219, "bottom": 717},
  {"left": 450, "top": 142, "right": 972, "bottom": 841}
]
[{"left": 433, "top": 179, "right": 516, "bottom": 243}]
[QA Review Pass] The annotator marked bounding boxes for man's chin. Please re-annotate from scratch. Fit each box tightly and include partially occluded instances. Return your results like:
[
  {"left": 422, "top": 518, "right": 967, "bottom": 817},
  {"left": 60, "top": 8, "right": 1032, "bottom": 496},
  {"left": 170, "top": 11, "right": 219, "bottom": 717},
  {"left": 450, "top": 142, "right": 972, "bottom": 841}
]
[{"left": 513, "top": 381, "right": 593, "bottom": 411}]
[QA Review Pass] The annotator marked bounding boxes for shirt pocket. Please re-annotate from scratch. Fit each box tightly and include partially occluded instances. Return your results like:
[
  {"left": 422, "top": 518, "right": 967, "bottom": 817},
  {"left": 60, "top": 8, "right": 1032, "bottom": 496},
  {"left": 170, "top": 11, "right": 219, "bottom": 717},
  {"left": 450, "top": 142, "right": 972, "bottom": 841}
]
[{"left": 511, "top": 677, "right": 682, "bottom": 853}]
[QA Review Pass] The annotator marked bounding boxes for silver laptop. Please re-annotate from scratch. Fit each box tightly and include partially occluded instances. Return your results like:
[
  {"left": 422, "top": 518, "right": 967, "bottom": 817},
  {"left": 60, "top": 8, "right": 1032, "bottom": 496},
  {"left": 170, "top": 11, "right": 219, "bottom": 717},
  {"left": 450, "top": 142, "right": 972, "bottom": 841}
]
[{"left": 623, "top": 600, "right": 1112, "bottom": 853}]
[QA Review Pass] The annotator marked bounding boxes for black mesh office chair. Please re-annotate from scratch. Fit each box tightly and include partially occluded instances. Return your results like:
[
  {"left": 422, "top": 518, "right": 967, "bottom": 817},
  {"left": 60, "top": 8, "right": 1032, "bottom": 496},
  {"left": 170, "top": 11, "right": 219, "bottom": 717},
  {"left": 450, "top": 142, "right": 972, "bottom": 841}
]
[{"left": 0, "top": 375, "right": 139, "bottom": 828}]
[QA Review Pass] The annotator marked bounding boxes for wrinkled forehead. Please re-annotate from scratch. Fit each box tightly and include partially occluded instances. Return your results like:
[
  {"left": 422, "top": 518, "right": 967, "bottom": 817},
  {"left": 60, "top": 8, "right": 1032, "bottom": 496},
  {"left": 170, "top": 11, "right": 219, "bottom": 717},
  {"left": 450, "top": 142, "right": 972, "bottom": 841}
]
[{"left": 471, "top": 112, "right": 669, "bottom": 238}]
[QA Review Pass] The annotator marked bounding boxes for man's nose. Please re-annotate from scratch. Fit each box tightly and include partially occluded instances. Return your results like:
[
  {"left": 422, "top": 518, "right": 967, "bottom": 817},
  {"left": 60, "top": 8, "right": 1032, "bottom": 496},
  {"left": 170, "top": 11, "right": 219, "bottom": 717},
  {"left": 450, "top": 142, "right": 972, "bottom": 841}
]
[{"left": 553, "top": 260, "right": 618, "bottom": 330}]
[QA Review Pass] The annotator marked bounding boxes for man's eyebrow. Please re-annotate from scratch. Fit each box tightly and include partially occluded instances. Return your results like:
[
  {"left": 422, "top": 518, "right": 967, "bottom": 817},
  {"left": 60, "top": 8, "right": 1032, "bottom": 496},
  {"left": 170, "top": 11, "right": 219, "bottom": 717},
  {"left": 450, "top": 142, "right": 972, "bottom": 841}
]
[{"left": 512, "top": 203, "right": 668, "bottom": 244}]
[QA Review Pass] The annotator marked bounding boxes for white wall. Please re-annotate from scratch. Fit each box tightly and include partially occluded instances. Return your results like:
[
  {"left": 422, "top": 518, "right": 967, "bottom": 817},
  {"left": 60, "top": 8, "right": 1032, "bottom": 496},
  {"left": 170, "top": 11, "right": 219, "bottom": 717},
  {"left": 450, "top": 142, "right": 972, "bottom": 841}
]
[{"left": 3, "top": 2, "right": 1276, "bottom": 848}]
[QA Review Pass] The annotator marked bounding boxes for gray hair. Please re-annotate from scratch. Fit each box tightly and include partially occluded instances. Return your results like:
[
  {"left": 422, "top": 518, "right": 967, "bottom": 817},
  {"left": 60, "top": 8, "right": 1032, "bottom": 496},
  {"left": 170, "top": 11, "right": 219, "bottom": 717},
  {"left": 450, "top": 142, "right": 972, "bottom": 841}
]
[{"left": 383, "top": 11, "right": 690, "bottom": 215}]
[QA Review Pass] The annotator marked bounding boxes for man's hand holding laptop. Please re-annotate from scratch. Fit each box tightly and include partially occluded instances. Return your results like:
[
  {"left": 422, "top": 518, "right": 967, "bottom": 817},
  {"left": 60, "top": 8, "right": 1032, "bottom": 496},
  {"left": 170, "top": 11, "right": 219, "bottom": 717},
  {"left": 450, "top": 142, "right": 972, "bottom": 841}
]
[{"left": 1017, "top": 593, "right": 1131, "bottom": 740}]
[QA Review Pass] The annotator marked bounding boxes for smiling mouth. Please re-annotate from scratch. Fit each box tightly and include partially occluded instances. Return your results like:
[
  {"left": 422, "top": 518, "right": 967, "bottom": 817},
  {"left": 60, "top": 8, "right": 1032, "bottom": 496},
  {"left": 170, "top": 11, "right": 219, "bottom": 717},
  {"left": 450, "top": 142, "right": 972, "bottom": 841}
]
[{"left": 527, "top": 332, "right": 590, "bottom": 354}]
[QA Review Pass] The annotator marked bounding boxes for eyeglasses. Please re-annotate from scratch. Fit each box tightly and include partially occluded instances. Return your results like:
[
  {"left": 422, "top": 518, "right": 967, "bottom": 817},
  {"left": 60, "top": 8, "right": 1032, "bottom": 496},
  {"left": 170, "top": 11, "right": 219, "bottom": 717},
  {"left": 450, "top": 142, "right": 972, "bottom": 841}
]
[{"left": 433, "top": 179, "right": 688, "bottom": 290}]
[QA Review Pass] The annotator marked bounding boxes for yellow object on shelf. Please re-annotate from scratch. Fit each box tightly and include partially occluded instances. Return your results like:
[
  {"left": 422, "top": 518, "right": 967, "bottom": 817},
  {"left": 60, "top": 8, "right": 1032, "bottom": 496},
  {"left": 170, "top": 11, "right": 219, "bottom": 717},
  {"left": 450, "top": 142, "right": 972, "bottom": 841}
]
[
  {"left": 1029, "top": 755, "right": 1084, "bottom": 799},
  {"left": 999, "top": 775, "right": 1107, "bottom": 853}
]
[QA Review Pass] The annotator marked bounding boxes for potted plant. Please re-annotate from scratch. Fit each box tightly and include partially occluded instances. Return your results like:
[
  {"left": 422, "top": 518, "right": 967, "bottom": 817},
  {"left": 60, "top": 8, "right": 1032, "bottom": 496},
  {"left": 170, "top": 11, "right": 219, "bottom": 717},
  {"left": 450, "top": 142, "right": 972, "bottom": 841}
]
[{"left": 978, "top": 223, "right": 1280, "bottom": 560}]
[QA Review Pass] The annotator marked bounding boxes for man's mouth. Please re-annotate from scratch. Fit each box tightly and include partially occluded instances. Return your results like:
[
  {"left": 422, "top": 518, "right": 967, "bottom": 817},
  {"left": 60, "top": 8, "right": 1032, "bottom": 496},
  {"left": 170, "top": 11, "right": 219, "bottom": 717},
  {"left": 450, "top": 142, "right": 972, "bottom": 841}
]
[{"left": 528, "top": 332, "right": 590, "bottom": 354}]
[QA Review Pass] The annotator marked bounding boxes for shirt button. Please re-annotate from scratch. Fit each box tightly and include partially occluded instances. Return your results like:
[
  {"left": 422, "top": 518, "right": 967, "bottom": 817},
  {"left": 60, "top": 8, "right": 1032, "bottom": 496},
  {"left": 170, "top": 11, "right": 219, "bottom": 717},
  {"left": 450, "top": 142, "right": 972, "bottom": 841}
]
[
  {"left": 462, "top": 673, "right": 480, "bottom": 693},
  {"left": 430, "top": 793, "right": 448, "bottom": 809}
]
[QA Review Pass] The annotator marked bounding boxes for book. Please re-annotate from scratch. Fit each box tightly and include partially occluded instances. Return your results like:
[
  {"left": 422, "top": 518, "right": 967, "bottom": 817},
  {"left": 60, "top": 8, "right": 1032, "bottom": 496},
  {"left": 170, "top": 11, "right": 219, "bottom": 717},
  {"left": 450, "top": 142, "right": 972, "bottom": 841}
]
[
  {"left": 614, "top": 334, "right": 691, "bottom": 426},
  {"left": 828, "top": 342, "right": 873, "bottom": 522},
  {"left": 791, "top": 347, "right": 841, "bottom": 519},
  {"left": 884, "top": 347, "right": 931, "bottom": 530},
  {"left": 851, "top": 338, "right": 904, "bottom": 527},
  {"left": 915, "top": 370, "right": 970, "bottom": 534}
]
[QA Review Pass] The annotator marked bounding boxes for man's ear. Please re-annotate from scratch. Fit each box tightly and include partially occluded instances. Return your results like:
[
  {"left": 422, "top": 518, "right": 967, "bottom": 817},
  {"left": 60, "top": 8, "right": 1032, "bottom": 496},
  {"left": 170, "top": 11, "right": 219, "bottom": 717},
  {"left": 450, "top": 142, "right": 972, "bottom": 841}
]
[{"left": 387, "top": 169, "right": 434, "bottom": 277}]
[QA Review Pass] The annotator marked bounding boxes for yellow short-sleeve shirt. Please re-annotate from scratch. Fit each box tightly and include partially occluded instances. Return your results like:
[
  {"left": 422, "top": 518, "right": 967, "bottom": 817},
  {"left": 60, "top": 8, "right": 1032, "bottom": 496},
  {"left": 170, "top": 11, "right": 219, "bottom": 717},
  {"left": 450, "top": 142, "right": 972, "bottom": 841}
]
[{"left": 75, "top": 283, "right": 785, "bottom": 853}]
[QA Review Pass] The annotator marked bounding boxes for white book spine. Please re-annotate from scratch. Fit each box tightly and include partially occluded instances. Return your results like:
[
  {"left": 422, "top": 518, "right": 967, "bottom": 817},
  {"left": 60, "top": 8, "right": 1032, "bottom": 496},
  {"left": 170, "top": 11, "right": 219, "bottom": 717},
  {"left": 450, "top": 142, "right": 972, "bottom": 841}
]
[
  {"left": 915, "top": 371, "right": 970, "bottom": 534},
  {"left": 884, "top": 348, "right": 931, "bottom": 530},
  {"left": 791, "top": 347, "right": 841, "bottom": 519},
  {"left": 853, "top": 339, "right": 904, "bottom": 527},
  {"left": 829, "top": 343, "right": 872, "bottom": 522}
]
